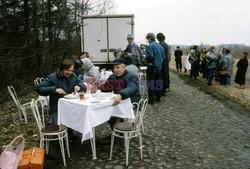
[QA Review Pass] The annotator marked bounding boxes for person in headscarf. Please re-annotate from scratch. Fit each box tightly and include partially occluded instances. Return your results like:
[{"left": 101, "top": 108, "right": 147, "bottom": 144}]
[
  {"left": 114, "top": 48, "right": 123, "bottom": 59},
  {"left": 124, "top": 34, "right": 143, "bottom": 68},
  {"left": 235, "top": 52, "right": 249, "bottom": 89},
  {"left": 124, "top": 56, "right": 139, "bottom": 77},
  {"left": 217, "top": 47, "right": 227, "bottom": 84},
  {"left": 206, "top": 46, "right": 217, "bottom": 86},
  {"left": 199, "top": 48, "right": 207, "bottom": 78},
  {"left": 222, "top": 49, "right": 234, "bottom": 86},
  {"left": 189, "top": 45, "right": 199, "bottom": 79},
  {"left": 80, "top": 58, "right": 100, "bottom": 83},
  {"left": 185, "top": 48, "right": 192, "bottom": 73}
]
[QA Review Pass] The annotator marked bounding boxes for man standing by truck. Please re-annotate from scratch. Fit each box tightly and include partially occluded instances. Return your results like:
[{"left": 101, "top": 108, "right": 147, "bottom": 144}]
[{"left": 124, "top": 34, "right": 143, "bottom": 68}]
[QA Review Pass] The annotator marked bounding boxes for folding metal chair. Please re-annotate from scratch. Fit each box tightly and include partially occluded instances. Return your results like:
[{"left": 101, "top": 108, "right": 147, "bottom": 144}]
[
  {"left": 7, "top": 86, "right": 32, "bottom": 123},
  {"left": 31, "top": 99, "right": 70, "bottom": 166},
  {"left": 110, "top": 99, "right": 148, "bottom": 166}
]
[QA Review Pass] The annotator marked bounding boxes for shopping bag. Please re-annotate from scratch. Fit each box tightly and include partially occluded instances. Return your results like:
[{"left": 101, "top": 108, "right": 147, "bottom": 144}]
[{"left": 0, "top": 135, "right": 25, "bottom": 169}]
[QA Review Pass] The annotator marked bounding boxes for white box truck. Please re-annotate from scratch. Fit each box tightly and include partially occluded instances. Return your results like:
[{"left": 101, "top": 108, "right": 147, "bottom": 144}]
[{"left": 80, "top": 14, "right": 134, "bottom": 65}]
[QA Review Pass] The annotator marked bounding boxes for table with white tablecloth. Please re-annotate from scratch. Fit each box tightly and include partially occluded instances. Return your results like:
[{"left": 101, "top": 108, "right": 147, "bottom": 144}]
[{"left": 57, "top": 93, "right": 135, "bottom": 159}]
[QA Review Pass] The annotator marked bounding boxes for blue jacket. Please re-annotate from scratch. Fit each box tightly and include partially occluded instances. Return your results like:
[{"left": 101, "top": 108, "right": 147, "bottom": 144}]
[
  {"left": 146, "top": 41, "right": 165, "bottom": 69},
  {"left": 100, "top": 70, "right": 141, "bottom": 103},
  {"left": 37, "top": 69, "right": 86, "bottom": 114}
]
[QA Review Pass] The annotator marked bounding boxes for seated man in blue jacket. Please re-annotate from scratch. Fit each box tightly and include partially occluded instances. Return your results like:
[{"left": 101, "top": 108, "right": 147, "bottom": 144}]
[
  {"left": 99, "top": 58, "right": 141, "bottom": 143},
  {"left": 37, "top": 59, "right": 86, "bottom": 125},
  {"left": 100, "top": 58, "right": 141, "bottom": 105}
]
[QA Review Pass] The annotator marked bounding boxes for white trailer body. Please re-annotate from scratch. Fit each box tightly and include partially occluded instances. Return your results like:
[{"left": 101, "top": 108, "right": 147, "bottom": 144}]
[{"left": 80, "top": 14, "right": 134, "bottom": 64}]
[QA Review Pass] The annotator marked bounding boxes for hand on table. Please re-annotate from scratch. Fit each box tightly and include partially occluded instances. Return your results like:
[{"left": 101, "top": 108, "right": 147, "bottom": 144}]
[
  {"left": 112, "top": 94, "right": 122, "bottom": 105},
  {"left": 56, "top": 88, "right": 66, "bottom": 94}
]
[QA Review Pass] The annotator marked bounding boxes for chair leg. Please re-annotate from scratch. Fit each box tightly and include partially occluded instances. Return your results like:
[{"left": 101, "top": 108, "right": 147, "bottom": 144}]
[
  {"left": 139, "top": 133, "right": 143, "bottom": 159},
  {"left": 45, "top": 136, "right": 49, "bottom": 154},
  {"left": 18, "top": 110, "right": 23, "bottom": 123},
  {"left": 109, "top": 132, "right": 115, "bottom": 160},
  {"left": 64, "top": 132, "right": 70, "bottom": 158},
  {"left": 58, "top": 134, "right": 66, "bottom": 166},
  {"left": 90, "top": 128, "right": 96, "bottom": 159},
  {"left": 141, "top": 122, "right": 145, "bottom": 134},
  {"left": 124, "top": 133, "right": 130, "bottom": 166},
  {"left": 22, "top": 108, "right": 28, "bottom": 123},
  {"left": 40, "top": 138, "right": 44, "bottom": 149}
]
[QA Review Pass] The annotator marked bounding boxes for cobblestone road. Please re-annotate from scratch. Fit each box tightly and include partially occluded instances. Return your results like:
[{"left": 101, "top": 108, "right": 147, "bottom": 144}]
[{"left": 45, "top": 71, "right": 250, "bottom": 169}]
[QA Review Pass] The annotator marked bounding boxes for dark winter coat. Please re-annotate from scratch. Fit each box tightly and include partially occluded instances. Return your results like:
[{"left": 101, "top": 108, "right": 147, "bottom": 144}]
[
  {"left": 235, "top": 57, "right": 249, "bottom": 85},
  {"left": 174, "top": 50, "right": 183, "bottom": 61},
  {"left": 125, "top": 43, "right": 143, "bottom": 66},
  {"left": 101, "top": 70, "right": 141, "bottom": 103},
  {"left": 188, "top": 49, "right": 197, "bottom": 64},
  {"left": 159, "top": 41, "right": 170, "bottom": 88},
  {"left": 37, "top": 69, "right": 86, "bottom": 114}
]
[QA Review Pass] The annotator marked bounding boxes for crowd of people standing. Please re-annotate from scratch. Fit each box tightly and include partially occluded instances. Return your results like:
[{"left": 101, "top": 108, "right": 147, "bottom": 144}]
[
  {"left": 114, "top": 33, "right": 171, "bottom": 105},
  {"left": 175, "top": 45, "right": 249, "bottom": 88}
]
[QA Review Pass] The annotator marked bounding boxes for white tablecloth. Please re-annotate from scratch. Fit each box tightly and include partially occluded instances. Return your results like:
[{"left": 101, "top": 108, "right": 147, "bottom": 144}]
[{"left": 57, "top": 93, "right": 134, "bottom": 142}]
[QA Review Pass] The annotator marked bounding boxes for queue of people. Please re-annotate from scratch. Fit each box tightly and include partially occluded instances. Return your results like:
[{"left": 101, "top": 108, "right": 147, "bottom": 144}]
[
  {"left": 113, "top": 33, "right": 171, "bottom": 105},
  {"left": 183, "top": 45, "right": 248, "bottom": 88}
]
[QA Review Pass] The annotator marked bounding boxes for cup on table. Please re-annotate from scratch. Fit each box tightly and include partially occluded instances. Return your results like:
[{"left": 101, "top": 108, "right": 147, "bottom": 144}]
[{"left": 79, "top": 92, "right": 85, "bottom": 100}]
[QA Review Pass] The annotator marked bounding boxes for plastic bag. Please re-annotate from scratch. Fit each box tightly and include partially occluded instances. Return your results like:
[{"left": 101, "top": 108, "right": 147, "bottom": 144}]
[{"left": 0, "top": 135, "right": 25, "bottom": 169}]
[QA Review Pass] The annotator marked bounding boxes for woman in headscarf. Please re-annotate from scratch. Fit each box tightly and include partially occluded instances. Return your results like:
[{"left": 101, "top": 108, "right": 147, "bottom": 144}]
[
  {"left": 80, "top": 58, "right": 101, "bottom": 83},
  {"left": 222, "top": 49, "right": 234, "bottom": 86},
  {"left": 235, "top": 52, "right": 249, "bottom": 89},
  {"left": 206, "top": 46, "right": 217, "bottom": 86}
]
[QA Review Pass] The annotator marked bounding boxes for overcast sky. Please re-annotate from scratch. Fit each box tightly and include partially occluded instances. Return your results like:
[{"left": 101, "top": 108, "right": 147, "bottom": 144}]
[{"left": 113, "top": 0, "right": 250, "bottom": 46}]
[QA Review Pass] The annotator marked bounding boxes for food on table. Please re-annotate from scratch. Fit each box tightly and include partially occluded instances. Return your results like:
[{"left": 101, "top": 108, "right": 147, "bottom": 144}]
[{"left": 64, "top": 94, "right": 78, "bottom": 99}]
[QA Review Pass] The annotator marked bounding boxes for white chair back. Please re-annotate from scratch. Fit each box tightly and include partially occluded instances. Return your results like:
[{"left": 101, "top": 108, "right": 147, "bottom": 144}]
[
  {"left": 7, "top": 86, "right": 22, "bottom": 110},
  {"left": 34, "top": 77, "right": 45, "bottom": 86},
  {"left": 31, "top": 99, "right": 45, "bottom": 132},
  {"left": 140, "top": 99, "right": 148, "bottom": 121},
  {"left": 131, "top": 99, "right": 148, "bottom": 131}
]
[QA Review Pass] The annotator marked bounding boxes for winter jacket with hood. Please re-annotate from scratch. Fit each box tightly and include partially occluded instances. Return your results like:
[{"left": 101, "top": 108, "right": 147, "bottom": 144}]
[
  {"left": 101, "top": 70, "right": 141, "bottom": 103},
  {"left": 81, "top": 58, "right": 101, "bottom": 83},
  {"left": 37, "top": 69, "right": 86, "bottom": 114},
  {"left": 222, "top": 53, "right": 234, "bottom": 75}
]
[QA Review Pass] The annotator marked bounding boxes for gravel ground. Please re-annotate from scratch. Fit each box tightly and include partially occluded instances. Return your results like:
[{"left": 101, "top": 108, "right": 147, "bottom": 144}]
[{"left": 42, "top": 70, "right": 250, "bottom": 169}]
